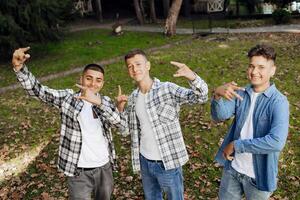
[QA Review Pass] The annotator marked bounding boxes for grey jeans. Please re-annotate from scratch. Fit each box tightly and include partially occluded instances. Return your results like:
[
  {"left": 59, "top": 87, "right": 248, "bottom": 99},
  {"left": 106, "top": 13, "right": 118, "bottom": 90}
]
[{"left": 68, "top": 162, "right": 113, "bottom": 200}]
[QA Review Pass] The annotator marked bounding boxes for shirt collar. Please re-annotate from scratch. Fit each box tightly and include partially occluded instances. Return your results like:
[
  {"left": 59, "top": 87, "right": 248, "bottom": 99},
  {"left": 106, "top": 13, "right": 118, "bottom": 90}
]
[{"left": 245, "top": 83, "right": 276, "bottom": 98}]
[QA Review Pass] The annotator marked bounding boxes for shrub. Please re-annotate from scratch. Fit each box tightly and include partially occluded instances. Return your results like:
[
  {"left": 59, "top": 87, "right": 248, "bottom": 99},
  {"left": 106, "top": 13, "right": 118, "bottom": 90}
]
[
  {"left": 272, "top": 8, "right": 291, "bottom": 24},
  {"left": 0, "top": 0, "right": 74, "bottom": 61}
]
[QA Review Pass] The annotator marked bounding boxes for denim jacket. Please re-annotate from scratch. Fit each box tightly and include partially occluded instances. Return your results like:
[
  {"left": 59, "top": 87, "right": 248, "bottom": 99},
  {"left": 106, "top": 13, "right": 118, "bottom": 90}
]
[{"left": 211, "top": 84, "right": 289, "bottom": 192}]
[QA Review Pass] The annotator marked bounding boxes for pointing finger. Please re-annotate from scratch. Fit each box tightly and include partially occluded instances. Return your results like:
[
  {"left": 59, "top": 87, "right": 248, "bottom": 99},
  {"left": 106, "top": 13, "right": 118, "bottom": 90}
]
[
  {"left": 170, "top": 61, "right": 185, "bottom": 68},
  {"left": 20, "top": 47, "right": 30, "bottom": 52},
  {"left": 118, "top": 85, "right": 122, "bottom": 96},
  {"left": 230, "top": 81, "right": 237, "bottom": 86},
  {"left": 75, "top": 84, "right": 86, "bottom": 90},
  {"left": 232, "top": 91, "right": 243, "bottom": 101},
  {"left": 232, "top": 85, "right": 245, "bottom": 91}
]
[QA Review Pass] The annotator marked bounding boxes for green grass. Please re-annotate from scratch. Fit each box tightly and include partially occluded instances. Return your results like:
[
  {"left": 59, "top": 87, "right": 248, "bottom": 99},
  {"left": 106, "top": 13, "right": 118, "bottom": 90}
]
[
  {"left": 0, "top": 33, "right": 299, "bottom": 199},
  {"left": 0, "top": 29, "right": 186, "bottom": 88},
  {"left": 144, "top": 17, "right": 300, "bottom": 30}
]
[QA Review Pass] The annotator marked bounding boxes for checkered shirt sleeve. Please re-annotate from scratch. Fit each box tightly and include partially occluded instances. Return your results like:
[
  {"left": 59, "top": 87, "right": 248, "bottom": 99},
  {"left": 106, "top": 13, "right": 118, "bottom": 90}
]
[{"left": 15, "top": 65, "right": 72, "bottom": 107}]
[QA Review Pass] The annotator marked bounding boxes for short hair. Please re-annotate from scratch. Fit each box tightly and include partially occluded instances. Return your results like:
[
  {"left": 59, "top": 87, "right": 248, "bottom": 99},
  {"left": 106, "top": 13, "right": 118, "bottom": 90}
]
[
  {"left": 247, "top": 44, "right": 276, "bottom": 61},
  {"left": 83, "top": 63, "right": 104, "bottom": 75},
  {"left": 124, "top": 49, "right": 147, "bottom": 61}
]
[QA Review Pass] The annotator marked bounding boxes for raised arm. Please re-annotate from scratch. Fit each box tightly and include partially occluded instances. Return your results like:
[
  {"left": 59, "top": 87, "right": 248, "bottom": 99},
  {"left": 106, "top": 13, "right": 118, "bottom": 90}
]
[
  {"left": 168, "top": 61, "right": 208, "bottom": 105},
  {"left": 12, "top": 47, "right": 72, "bottom": 108},
  {"left": 211, "top": 82, "right": 244, "bottom": 121},
  {"left": 116, "top": 85, "right": 130, "bottom": 136}
]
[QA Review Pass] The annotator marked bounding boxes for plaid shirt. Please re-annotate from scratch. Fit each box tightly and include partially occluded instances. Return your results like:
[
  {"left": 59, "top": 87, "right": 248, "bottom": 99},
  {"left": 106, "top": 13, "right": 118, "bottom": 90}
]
[
  {"left": 16, "top": 65, "right": 120, "bottom": 176},
  {"left": 120, "top": 75, "right": 208, "bottom": 173}
]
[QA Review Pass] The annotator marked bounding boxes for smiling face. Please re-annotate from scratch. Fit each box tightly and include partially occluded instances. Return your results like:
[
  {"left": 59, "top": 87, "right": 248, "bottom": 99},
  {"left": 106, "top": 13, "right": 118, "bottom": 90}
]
[
  {"left": 81, "top": 69, "right": 104, "bottom": 94},
  {"left": 126, "top": 54, "right": 150, "bottom": 82},
  {"left": 247, "top": 55, "right": 276, "bottom": 92}
]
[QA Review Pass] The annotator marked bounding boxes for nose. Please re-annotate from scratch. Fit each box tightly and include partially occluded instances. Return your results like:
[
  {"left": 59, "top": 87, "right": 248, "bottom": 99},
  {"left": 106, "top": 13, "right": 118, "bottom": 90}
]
[
  {"left": 132, "top": 65, "right": 138, "bottom": 73},
  {"left": 91, "top": 80, "right": 97, "bottom": 87},
  {"left": 251, "top": 67, "right": 259, "bottom": 75}
]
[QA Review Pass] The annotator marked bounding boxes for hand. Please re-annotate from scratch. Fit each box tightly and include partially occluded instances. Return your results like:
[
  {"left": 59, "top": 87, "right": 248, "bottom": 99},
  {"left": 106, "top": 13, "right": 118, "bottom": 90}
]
[
  {"left": 75, "top": 84, "right": 101, "bottom": 105},
  {"left": 12, "top": 47, "right": 31, "bottom": 71},
  {"left": 214, "top": 81, "right": 245, "bottom": 101},
  {"left": 170, "top": 61, "right": 196, "bottom": 81},
  {"left": 223, "top": 141, "right": 235, "bottom": 161},
  {"left": 116, "top": 85, "right": 128, "bottom": 112}
]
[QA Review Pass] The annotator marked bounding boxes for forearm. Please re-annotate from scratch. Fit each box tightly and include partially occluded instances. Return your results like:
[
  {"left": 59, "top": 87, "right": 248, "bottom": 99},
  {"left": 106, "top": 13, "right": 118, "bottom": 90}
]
[
  {"left": 211, "top": 98, "right": 235, "bottom": 121},
  {"left": 15, "top": 65, "right": 70, "bottom": 107},
  {"left": 188, "top": 74, "right": 209, "bottom": 103},
  {"left": 93, "top": 102, "right": 121, "bottom": 127},
  {"left": 118, "top": 111, "right": 130, "bottom": 137}
]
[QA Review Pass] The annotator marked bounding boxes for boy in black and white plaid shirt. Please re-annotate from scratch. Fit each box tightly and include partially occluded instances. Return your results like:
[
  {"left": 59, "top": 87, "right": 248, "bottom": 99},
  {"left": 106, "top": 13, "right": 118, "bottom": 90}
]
[
  {"left": 12, "top": 47, "right": 120, "bottom": 200},
  {"left": 117, "top": 49, "right": 209, "bottom": 200}
]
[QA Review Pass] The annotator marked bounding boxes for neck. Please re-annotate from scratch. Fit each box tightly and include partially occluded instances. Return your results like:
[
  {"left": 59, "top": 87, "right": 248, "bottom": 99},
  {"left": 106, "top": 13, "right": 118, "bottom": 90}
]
[
  {"left": 252, "top": 82, "right": 270, "bottom": 93},
  {"left": 138, "top": 76, "right": 153, "bottom": 94}
]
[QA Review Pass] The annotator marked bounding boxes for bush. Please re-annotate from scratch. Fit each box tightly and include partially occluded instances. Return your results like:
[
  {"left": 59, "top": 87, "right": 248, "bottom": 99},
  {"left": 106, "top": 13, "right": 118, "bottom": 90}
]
[
  {"left": 272, "top": 9, "right": 291, "bottom": 24},
  {"left": 0, "top": 0, "right": 74, "bottom": 61}
]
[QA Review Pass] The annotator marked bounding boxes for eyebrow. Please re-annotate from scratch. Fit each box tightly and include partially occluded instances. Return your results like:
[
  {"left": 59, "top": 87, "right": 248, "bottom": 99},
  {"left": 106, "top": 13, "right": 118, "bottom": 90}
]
[{"left": 85, "top": 75, "right": 103, "bottom": 80}]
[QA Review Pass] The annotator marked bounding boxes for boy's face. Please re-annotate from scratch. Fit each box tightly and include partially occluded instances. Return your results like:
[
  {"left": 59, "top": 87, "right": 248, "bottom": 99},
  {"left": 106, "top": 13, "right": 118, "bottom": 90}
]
[
  {"left": 81, "top": 69, "right": 104, "bottom": 94},
  {"left": 247, "top": 55, "right": 276, "bottom": 92},
  {"left": 126, "top": 54, "right": 150, "bottom": 82}
]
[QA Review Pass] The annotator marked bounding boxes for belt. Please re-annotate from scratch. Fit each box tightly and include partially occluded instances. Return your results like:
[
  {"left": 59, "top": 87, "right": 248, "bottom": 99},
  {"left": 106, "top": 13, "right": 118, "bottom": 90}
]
[
  {"left": 77, "top": 167, "right": 97, "bottom": 171},
  {"left": 146, "top": 158, "right": 163, "bottom": 163}
]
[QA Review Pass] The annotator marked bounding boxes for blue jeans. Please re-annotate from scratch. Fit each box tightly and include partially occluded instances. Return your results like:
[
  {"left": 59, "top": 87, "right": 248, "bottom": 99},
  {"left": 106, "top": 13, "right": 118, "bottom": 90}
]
[
  {"left": 140, "top": 154, "right": 184, "bottom": 200},
  {"left": 219, "top": 164, "right": 272, "bottom": 200}
]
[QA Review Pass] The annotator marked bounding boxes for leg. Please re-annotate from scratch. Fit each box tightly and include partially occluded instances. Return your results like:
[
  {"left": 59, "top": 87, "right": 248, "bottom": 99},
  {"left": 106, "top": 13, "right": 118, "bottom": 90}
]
[
  {"left": 243, "top": 177, "right": 272, "bottom": 200},
  {"left": 156, "top": 163, "right": 184, "bottom": 200},
  {"left": 218, "top": 167, "right": 243, "bottom": 200},
  {"left": 68, "top": 171, "right": 93, "bottom": 200},
  {"left": 93, "top": 162, "right": 114, "bottom": 200},
  {"left": 140, "top": 154, "right": 163, "bottom": 200}
]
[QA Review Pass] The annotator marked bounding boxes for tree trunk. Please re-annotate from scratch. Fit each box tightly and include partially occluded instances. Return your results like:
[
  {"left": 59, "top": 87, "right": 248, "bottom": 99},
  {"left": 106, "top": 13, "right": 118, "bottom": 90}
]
[
  {"left": 94, "top": 0, "right": 103, "bottom": 22},
  {"left": 162, "top": 0, "right": 170, "bottom": 18},
  {"left": 165, "top": 0, "right": 183, "bottom": 36},
  {"left": 149, "top": 0, "right": 157, "bottom": 23},
  {"left": 133, "top": 0, "right": 144, "bottom": 25}
]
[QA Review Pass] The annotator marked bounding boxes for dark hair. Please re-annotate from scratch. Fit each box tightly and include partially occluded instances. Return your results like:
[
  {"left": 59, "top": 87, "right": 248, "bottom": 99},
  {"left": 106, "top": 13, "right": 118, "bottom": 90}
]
[
  {"left": 83, "top": 63, "right": 104, "bottom": 75},
  {"left": 124, "top": 49, "right": 147, "bottom": 61},
  {"left": 247, "top": 44, "right": 276, "bottom": 61}
]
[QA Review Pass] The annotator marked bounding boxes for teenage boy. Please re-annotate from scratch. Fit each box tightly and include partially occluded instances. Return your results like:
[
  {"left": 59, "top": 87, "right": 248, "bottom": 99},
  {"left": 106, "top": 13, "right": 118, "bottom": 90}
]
[
  {"left": 12, "top": 47, "right": 120, "bottom": 200},
  {"left": 211, "top": 44, "right": 289, "bottom": 200},
  {"left": 117, "top": 49, "right": 208, "bottom": 200}
]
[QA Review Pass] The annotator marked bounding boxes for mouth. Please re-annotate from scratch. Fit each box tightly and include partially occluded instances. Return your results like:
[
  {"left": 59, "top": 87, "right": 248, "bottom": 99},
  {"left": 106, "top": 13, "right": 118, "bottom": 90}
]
[{"left": 251, "top": 76, "right": 261, "bottom": 80}]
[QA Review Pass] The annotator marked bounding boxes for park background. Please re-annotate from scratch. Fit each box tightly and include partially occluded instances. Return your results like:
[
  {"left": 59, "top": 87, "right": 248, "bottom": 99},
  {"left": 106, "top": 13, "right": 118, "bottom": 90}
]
[{"left": 0, "top": 0, "right": 299, "bottom": 199}]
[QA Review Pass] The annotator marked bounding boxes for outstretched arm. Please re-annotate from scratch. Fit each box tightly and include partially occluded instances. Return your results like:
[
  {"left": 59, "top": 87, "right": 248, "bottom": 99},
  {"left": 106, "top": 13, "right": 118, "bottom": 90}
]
[{"left": 12, "top": 47, "right": 72, "bottom": 108}]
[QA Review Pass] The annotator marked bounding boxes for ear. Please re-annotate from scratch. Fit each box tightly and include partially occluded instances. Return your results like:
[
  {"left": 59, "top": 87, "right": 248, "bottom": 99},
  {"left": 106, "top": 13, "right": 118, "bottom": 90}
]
[
  {"left": 79, "top": 76, "right": 83, "bottom": 84},
  {"left": 146, "top": 61, "right": 151, "bottom": 70},
  {"left": 271, "top": 65, "right": 276, "bottom": 77}
]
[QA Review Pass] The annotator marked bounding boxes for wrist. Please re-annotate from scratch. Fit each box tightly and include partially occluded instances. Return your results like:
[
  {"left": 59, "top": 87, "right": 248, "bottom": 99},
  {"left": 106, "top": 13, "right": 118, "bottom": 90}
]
[
  {"left": 212, "top": 88, "right": 222, "bottom": 100},
  {"left": 189, "top": 72, "right": 197, "bottom": 81}
]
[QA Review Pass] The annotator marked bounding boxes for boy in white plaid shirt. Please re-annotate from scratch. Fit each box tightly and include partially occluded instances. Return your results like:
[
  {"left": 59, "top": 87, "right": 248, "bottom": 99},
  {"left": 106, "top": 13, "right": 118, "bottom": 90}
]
[
  {"left": 117, "top": 49, "right": 208, "bottom": 200},
  {"left": 12, "top": 47, "right": 120, "bottom": 200}
]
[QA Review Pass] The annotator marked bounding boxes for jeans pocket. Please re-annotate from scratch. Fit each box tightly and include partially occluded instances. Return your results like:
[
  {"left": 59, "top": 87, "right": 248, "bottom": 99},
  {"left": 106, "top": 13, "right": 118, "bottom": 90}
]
[
  {"left": 101, "top": 162, "right": 111, "bottom": 170},
  {"left": 249, "top": 177, "right": 257, "bottom": 187}
]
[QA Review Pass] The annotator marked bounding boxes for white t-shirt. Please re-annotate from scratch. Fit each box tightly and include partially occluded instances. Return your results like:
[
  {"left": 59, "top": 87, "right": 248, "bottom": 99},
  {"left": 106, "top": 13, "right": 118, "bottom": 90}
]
[
  {"left": 232, "top": 92, "right": 260, "bottom": 178},
  {"left": 77, "top": 100, "right": 109, "bottom": 168},
  {"left": 136, "top": 92, "right": 162, "bottom": 160}
]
